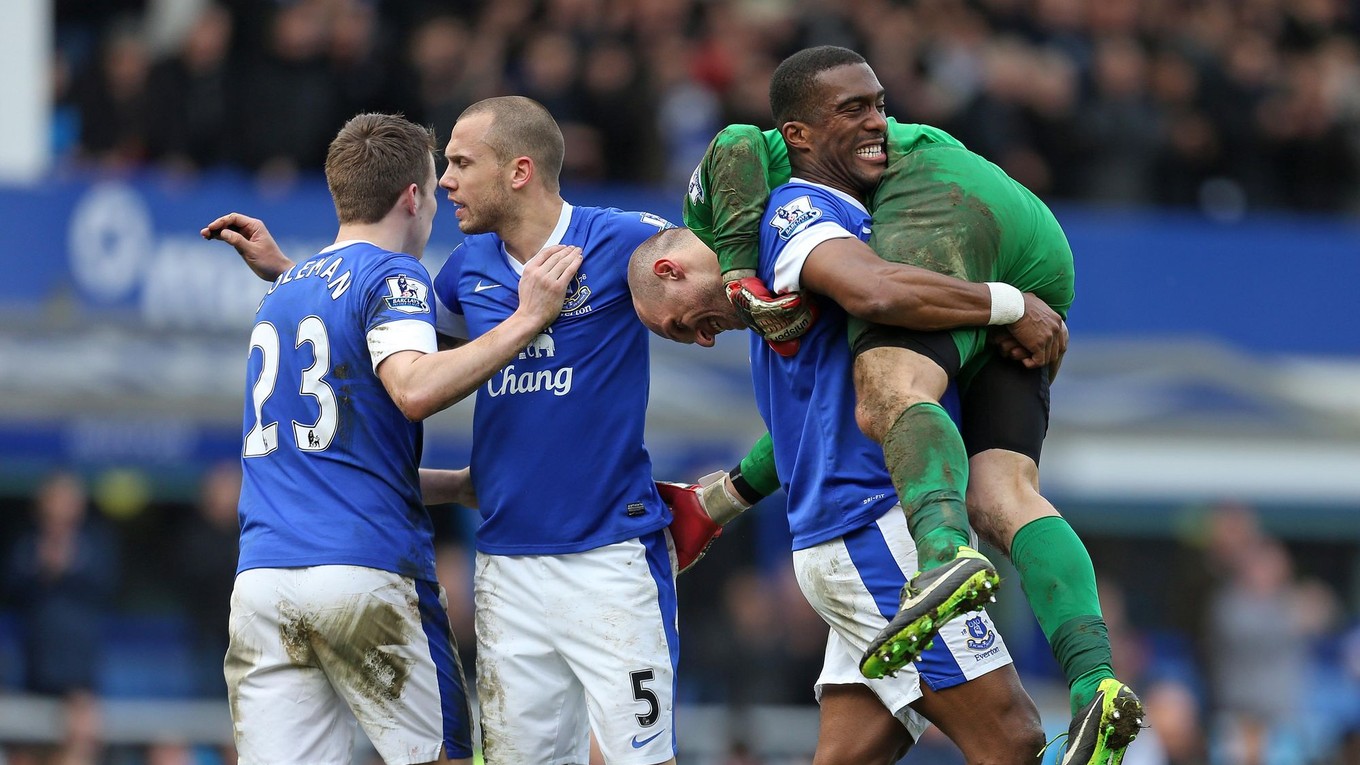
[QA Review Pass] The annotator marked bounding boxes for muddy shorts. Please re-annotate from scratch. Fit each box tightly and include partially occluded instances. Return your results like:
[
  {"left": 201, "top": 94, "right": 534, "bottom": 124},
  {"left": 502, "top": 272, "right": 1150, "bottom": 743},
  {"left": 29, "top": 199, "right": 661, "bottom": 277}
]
[
  {"left": 473, "top": 528, "right": 678, "bottom": 765},
  {"left": 791, "top": 505, "right": 1013, "bottom": 737},
  {"left": 227, "top": 565, "right": 472, "bottom": 764}
]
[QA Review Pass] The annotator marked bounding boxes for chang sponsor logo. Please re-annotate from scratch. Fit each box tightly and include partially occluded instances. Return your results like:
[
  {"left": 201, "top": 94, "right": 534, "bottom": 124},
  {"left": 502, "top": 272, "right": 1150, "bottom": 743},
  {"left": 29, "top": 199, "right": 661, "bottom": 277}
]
[{"left": 486, "top": 365, "right": 573, "bottom": 397}]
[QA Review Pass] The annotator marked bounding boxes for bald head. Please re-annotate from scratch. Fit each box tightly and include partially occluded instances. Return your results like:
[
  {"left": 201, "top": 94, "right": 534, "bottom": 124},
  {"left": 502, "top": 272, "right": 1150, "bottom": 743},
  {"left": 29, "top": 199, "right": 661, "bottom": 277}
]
[
  {"left": 628, "top": 227, "right": 698, "bottom": 306},
  {"left": 458, "top": 96, "right": 565, "bottom": 191},
  {"left": 628, "top": 228, "right": 743, "bottom": 346}
]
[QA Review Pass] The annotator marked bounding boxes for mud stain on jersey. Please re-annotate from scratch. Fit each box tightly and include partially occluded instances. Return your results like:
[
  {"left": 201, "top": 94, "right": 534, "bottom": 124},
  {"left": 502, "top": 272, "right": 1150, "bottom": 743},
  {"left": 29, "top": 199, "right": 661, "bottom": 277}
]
[{"left": 871, "top": 150, "right": 1001, "bottom": 282}]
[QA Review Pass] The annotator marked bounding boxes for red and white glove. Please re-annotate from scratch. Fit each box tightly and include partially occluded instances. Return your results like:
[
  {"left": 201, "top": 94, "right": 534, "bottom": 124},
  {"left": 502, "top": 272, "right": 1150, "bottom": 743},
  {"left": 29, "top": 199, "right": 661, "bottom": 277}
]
[
  {"left": 726, "top": 277, "right": 819, "bottom": 358},
  {"left": 658, "top": 470, "right": 752, "bottom": 573}
]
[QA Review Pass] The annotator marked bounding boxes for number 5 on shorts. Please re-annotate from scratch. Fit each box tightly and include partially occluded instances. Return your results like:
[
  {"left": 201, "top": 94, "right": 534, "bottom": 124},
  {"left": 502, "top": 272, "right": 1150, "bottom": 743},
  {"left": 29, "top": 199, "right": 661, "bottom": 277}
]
[{"left": 630, "top": 669, "right": 659, "bottom": 727}]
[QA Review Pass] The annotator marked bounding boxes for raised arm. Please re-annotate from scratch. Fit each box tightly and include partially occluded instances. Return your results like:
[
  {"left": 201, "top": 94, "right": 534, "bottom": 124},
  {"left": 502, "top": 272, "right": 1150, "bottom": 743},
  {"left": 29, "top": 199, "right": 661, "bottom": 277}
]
[{"left": 201, "top": 212, "right": 295, "bottom": 281}]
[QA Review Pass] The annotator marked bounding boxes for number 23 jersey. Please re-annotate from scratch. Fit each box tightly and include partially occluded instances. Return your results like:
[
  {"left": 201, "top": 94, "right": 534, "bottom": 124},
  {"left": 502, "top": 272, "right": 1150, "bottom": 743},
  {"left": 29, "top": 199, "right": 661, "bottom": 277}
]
[{"left": 236, "top": 241, "right": 440, "bottom": 580}]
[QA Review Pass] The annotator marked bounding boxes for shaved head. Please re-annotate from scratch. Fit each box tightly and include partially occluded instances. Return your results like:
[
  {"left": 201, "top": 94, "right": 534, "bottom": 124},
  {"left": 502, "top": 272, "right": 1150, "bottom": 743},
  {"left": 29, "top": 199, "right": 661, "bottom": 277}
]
[
  {"left": 628, "top": 228, "right": 743, "bottom": 347},
  {"left": 457, "top": 96, "right": 565, "bottom": 191},
  {"left": 628, "top": 227, "right": 700, "bottom": 307}
]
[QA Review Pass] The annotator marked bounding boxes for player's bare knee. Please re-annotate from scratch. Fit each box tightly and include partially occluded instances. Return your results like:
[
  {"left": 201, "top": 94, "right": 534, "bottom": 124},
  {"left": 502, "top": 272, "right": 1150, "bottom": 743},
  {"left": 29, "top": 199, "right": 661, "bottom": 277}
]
[
  {"left": 965, "top": 491, "right": 1012, "bottom": 555},
  {"left": 964, "top": 729, "right": 1044, "bottom": 765},
  {"left": 978, "top": 693, "right": 1045, "bottom": 765},
  {"left": 854, "top": 396, "right": 891, "bottom": 444},
  {"left": 988, "top": 719, "right": 1046, "bottom": 765},
  {"left": 851, "top": 383, "right": 925, "bottom": 444},
  {"left": 813, "top": 735, "right": 910, "bottom": 765}
]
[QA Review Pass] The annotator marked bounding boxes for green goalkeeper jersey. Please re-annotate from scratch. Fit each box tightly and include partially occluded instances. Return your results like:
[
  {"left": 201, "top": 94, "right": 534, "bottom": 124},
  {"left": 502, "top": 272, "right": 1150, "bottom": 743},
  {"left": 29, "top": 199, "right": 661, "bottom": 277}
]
[{"left": 683, "top": 119, "right": 963, "bottom": 280}]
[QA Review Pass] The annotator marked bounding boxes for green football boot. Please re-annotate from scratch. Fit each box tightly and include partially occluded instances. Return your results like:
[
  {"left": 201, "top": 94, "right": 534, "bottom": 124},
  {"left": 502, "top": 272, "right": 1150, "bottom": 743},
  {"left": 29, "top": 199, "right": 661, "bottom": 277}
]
[
  {"left": 860, "top": 546, "right": 999, "bottom": 679},
  {"left": 1059, "top": 678, "right": 1145, "bottom": 765}
]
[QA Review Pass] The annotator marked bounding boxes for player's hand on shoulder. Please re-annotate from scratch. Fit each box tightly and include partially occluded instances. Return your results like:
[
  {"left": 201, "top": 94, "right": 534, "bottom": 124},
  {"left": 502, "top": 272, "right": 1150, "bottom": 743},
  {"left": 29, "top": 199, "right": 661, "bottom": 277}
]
[
  {"left": 1003, "top": 292, "right": 1066, "bottom": 368},
  {"left": 726, "top": 276, "right": 818, "bottom": 357},
  {"left": 517, "top": 244, "right": 582, "bottom": 329},
  {"left": 201, "top": 212, "right": 291, "bottom": 281}
]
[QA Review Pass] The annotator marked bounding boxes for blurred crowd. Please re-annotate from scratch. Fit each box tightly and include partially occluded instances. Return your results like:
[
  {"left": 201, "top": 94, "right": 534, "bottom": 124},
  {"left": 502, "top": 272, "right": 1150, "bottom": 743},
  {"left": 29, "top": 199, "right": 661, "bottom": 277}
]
[
  {"left": 5, "top": 468, "right": 1360, "bottom": 764},
  {"left": 55, "top": 0, "right": 1360, "bottom": 214}
]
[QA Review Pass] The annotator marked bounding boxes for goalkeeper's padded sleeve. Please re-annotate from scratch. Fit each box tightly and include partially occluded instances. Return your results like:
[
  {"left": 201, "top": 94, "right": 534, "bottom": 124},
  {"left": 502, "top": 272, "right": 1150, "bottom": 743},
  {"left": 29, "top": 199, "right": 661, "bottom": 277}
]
[
  {"left": 730, "top": 432, "right": 778, "bottom": 504},
  {"left": 706, "top": 125, "right": 775, "bottom": 283}
]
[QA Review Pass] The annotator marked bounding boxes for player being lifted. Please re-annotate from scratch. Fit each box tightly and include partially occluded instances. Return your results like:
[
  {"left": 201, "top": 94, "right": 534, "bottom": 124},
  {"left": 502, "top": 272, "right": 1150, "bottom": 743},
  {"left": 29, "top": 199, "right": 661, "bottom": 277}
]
[
  {"left": 208, "top": 113, "right": 579, "bottom": 765},
  {"left": 679, "top": 46, "right": 1142, "bottom": 765}
]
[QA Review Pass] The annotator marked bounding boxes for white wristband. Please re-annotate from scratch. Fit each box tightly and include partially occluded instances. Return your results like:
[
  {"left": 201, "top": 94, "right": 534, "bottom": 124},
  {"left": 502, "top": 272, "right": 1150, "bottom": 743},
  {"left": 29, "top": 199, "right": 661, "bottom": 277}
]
[
  {"left": 986, "top": 282, "right": 1025, "bottom": 325},
  {"left": 696, "top": 470, "right": 749, "bottom": 526}
]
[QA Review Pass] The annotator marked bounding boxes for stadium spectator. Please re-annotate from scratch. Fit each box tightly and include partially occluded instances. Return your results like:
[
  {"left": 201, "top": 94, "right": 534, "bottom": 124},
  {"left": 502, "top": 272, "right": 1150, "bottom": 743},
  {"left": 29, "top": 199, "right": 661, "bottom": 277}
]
[
  {"left": 71, "top": 18, "right": 154, "bottom": 169},
  {"left": 145, "top": 4, "right": 238, "bottom": 172},
  {"left": 1209, "top": 535, "right": 1336, "bottom": 759},
  {"left": 173, "top": 462, "right": 240, "bottom": 699},
  {"left": 4, "top": 471, "right": 119, "bottom": 765},
  {"left": 238, "top": 0, "right": 340, "bottom": 178}
]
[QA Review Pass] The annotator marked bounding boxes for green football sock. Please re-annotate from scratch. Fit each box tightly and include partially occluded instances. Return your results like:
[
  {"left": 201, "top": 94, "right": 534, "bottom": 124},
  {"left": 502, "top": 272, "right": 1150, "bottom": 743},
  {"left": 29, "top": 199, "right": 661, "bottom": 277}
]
[
  {"left": 883, "top": 402, "right": 970, "bottom": 571},
  {"left": 1009, "top": 516, "right": 1114, "bottom": 714}
]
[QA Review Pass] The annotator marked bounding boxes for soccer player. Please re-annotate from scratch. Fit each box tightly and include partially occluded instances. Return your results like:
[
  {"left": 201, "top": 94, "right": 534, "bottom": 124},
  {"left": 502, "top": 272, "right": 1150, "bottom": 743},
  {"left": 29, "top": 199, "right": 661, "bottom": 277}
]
[
  {"left": 669, "top": 46, "right": 1143, "bottom": 765},
  {"left": 206, "top": 113, "right": 580, "bottom": 765},
  {"left": 207, "top": 97, "right": 706, "bottom": 765},
  {"left": 431, "top": 96, "right": 686, "bottom": 765},
  {"left": 632, "top": 227, "right": 1046, "bottom": 764}
]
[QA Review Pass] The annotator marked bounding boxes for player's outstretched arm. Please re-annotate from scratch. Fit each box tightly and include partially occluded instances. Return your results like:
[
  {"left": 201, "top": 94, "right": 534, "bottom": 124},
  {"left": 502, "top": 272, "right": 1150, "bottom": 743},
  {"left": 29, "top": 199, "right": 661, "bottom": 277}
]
[
  {"left": 378, "top": 245, "right": 582, "bottom": 421},
  {"left": 419, "top": 467, "right": 478, "bottom": 508},
  {"left": 800, "top": 237, "right": 1066, "bottom": 368},
  {"left": 201, "top": 212, "right": 294, "bottom": 281}
]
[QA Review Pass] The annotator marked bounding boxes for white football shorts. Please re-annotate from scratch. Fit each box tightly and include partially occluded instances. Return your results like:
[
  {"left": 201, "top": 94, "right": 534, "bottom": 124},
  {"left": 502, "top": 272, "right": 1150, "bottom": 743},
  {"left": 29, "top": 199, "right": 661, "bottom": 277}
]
[
  {"left": 226, "top": 565, "right": 472, "bottom": 765},
  {"left": 791, "top": 505, "right": 1013, "bottom": 740},
  {"left": 474, "top": 529, "right": 678, "bottom": 765}
]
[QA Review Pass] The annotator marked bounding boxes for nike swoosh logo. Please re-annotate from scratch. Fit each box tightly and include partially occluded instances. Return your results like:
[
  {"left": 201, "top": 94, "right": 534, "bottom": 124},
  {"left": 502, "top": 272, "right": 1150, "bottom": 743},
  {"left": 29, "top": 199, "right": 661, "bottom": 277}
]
[
  {"left": 473, "top": 281, "right": 503, "bottom": 293},
  {"left": 631, "top": 730, "right": 665, "bottom": 749}
]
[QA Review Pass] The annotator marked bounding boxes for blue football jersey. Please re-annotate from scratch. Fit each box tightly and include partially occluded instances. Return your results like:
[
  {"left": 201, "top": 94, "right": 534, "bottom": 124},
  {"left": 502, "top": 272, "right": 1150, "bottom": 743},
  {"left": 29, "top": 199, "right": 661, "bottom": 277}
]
[
  {"left": 753, "top": 180, "right": 961, "bottom": 550},
  {"left": 433, "top": 204, "right": 673, "bottom": 554},
  {"left": 237, "top": 241, "right": 440, "bottom": 579}
]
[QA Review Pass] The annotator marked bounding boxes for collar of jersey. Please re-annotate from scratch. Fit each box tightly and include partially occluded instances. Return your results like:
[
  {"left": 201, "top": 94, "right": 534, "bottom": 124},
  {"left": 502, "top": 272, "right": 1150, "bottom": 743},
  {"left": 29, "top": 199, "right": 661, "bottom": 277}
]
[
  {"left": 501, "top": 202, "right": 574, "bottom": 276},
  {"left": 321, "top": 239, "right": 379, "bottom": 254},
  {"left": 788, "top": 177, "right": 869, "bottom": 215}
]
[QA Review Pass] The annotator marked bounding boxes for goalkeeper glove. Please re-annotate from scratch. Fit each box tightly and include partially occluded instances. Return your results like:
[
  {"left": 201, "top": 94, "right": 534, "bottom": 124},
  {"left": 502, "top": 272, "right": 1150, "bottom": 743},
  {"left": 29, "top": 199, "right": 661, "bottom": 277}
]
[
  {"left": 658, "top": 470, "right": 752, "bottom": 573},
  {"left": 726, "top": 277, "right": 819, "bottom": 358}
]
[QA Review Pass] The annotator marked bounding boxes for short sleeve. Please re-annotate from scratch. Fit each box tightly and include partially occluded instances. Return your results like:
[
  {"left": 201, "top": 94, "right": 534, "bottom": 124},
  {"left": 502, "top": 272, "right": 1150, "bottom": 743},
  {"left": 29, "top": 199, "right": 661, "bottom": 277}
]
[
  {"left": 363, "top": 257, "right": 438, "bottom": 372},
  {"left": 763, "top": 191, "right": 857, "bottom": 294},
  {"left": 432, "top": 244, "right": 469, "bottom": 340}
]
